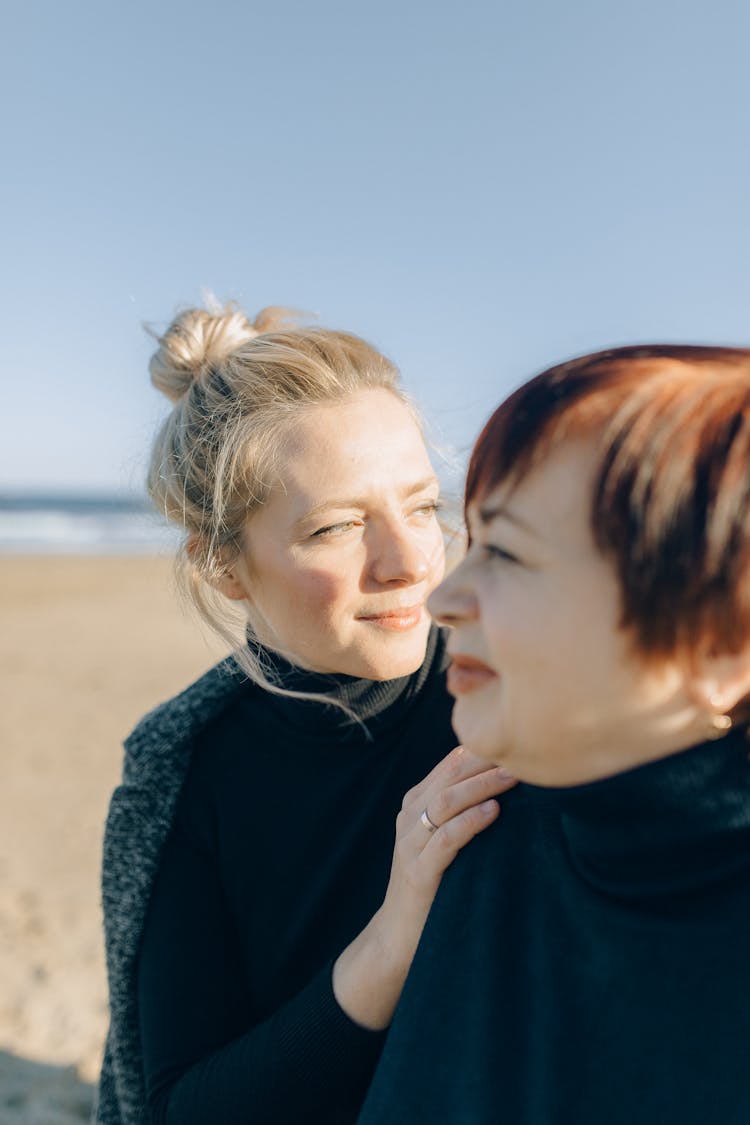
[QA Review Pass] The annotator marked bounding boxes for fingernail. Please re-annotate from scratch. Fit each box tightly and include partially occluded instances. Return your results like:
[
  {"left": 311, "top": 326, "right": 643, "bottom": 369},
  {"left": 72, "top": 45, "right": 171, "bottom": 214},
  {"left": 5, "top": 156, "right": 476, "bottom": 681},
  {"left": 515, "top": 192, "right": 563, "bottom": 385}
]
[
  {"left": 481, "top": 799, "right": 497, "bottom": 814},
  {"left": 496, "top": 767, "right": 514, "bottom": 779}
]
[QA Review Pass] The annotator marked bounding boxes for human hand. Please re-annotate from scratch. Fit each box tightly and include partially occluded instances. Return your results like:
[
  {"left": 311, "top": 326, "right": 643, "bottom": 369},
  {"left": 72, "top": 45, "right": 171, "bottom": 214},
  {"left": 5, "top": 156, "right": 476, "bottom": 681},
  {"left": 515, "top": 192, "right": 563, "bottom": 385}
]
[
  {"left": 378, "top": 745, "right": 516, "bottom": 951},
  {"left": 333, "top": 747, "right": 516, "bottom": 1029}
]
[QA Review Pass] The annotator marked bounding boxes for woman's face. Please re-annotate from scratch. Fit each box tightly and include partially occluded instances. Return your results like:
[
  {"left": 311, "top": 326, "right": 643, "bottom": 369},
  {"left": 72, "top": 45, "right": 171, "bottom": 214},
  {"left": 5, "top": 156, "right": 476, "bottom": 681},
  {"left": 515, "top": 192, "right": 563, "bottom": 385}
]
[
  {"left": 230, "top": 388, "right": 445, "bottom": 680},
  {"left": 428, "top": 438, "right": 705, "bottom": 786}
]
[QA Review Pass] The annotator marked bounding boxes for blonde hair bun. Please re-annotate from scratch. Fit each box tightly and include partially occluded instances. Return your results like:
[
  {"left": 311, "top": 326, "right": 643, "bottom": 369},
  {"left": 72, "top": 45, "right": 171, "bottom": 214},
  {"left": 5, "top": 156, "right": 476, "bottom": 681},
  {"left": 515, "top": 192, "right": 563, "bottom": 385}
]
[{"left": 148, "top": 300, "right": 296, "bottom": 403}]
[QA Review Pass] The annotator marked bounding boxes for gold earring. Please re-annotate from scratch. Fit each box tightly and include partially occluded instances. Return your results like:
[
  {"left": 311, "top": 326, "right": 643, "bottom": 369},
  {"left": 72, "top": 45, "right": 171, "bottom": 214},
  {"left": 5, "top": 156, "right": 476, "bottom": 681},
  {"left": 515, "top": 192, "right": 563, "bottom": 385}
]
[
  {"left": 708, "top": 713, "right": 733, "bottom": 737},
  {"left": 707, "top": 692, "right": 732, "bottom": 739}
]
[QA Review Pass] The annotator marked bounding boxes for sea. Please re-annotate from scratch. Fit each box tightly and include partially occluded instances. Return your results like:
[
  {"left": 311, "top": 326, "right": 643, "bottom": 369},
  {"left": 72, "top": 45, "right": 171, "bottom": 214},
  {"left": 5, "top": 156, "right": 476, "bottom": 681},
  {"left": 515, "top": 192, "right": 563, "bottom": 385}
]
[{"left": 0, "top": 492, "right": 180, "bottom": 554}]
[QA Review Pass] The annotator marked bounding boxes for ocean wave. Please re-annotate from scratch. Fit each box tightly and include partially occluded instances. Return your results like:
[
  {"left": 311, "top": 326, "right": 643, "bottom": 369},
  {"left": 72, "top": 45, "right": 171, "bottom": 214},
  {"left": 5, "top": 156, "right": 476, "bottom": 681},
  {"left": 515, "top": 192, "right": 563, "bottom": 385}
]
[{"left": 0, "top": 498, "right": 181, "bottom": 554}]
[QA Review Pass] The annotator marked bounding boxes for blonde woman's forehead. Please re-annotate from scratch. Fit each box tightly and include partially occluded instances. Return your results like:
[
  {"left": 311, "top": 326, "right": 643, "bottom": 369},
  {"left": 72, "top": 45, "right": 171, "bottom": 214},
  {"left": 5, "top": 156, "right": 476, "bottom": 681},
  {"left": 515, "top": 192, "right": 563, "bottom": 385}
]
[
  {"left": 276, "top": 392, "right": 431, "bottom": 471},
  {"left": 281, "top": 387, "right": 421, "bottom": 444}
]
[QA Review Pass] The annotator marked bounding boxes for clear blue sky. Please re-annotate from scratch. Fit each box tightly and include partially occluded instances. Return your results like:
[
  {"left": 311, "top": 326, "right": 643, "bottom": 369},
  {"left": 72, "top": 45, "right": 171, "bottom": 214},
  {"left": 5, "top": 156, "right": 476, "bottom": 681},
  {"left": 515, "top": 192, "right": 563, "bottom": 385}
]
[{"left": 3, "top": 0, "right": 749, "bottom": 493}]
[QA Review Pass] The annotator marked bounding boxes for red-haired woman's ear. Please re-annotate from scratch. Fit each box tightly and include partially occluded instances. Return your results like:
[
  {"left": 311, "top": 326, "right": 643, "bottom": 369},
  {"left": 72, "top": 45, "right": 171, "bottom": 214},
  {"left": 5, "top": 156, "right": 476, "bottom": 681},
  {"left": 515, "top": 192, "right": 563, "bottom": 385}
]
[{"left": 685, "top": 640, "right": 750, "bottom": 718}]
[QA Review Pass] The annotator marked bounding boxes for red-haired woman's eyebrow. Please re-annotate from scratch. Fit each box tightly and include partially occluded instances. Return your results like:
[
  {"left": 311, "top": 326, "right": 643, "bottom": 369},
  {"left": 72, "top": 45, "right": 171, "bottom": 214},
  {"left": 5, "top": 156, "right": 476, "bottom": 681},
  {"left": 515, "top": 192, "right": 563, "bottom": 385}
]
[{"left": 477, "top": 502, "right": 539, "bottom": 538}]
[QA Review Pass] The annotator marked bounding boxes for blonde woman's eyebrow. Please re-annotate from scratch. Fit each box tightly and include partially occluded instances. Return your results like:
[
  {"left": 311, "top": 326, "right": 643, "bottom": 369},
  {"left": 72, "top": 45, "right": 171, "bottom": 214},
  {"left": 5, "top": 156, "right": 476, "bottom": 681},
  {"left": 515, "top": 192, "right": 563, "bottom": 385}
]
[{"left": 296, "top": 476, "right": 440, "bottom": 526}]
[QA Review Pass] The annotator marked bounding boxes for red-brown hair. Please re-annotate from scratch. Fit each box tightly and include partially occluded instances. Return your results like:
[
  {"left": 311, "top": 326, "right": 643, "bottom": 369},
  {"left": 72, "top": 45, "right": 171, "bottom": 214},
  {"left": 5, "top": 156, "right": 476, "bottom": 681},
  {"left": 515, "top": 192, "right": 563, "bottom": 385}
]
[{"left": 466, "top": 344, "right": 750, "bottom": 664}]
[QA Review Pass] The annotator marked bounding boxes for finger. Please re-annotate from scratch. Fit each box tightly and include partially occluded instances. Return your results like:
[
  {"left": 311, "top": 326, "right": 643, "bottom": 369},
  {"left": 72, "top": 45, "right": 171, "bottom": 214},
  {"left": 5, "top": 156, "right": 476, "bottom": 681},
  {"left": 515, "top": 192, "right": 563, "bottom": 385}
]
[
  {"left": 418, "top": 808, "right": 440, "bottom": 835},
  {"left": 402, "top": 745, "right": 505, "bottom": 809},
  {"left": 416, "top": 800, "right": 501, "bottom": 877},
  {"left": 422, "top": 767, "right": 516, "bottom": 830}
]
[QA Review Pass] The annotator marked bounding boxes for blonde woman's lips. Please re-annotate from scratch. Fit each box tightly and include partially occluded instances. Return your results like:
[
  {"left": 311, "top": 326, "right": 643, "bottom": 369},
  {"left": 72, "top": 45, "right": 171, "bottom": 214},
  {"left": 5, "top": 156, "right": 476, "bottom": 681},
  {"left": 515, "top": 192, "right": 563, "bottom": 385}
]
[
  {"left": 447, "top": 655, "right": 498, "bottom": 695},
  {"left": 358, "top": 605, "right": 423, "bottom": 632}
]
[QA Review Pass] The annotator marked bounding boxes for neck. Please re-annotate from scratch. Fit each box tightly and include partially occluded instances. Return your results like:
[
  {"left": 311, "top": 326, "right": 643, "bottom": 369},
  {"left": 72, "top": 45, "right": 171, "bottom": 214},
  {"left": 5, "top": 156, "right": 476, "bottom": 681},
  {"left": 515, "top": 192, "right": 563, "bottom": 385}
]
[{"left": 245, "top": 625, "right": 443, "bottom": 738}]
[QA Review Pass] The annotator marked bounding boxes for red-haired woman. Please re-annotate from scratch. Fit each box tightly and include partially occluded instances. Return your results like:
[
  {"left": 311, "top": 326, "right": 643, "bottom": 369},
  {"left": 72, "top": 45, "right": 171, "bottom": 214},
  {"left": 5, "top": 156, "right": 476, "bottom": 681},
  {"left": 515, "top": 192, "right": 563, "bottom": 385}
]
[{"left": 357, "top": 345, "right": 750, "bottom": 1125}]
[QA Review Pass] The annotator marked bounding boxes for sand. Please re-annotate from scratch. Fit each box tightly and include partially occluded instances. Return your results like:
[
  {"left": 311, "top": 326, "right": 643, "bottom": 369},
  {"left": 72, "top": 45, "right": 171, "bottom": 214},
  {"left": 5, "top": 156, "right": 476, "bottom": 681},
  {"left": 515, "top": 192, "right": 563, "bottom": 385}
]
[{"left": 0, "top": 555, "right": 227, "bottom": 1122}]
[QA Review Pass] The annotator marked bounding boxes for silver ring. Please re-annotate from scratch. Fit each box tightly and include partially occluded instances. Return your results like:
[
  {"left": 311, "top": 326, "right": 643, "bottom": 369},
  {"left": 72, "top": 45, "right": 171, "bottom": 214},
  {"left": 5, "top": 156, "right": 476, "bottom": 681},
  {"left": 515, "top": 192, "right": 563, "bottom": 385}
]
[{"left": 420, "top": 808, "right": 439, "bottom": 834}]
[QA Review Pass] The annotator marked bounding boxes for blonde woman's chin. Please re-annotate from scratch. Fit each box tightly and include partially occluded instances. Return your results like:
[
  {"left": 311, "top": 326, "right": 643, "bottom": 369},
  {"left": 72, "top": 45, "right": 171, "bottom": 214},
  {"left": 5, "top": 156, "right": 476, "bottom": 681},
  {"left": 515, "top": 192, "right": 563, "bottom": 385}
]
[{"left": 349, "top": 615, "right": 434, "bottom": 680}]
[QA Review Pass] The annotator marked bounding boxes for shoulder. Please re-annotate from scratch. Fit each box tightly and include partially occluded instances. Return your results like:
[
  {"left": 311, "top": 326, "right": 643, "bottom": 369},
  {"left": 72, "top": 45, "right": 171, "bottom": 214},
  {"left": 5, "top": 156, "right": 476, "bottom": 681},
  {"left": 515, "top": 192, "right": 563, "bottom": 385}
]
[
  {"left": 437, "top": 785, "right": 538, "bottom": 901},
  {"left": 122, "top": 654, "right": 250, "bottom": 784},
  {"left": 102, "top": 656, "right": 252, "bottom": 943}
]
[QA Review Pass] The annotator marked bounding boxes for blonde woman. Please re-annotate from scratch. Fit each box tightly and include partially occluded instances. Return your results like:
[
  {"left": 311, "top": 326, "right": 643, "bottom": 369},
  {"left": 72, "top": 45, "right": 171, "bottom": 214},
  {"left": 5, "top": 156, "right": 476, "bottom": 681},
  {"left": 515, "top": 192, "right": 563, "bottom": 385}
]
[{"left": 94, "top": 303, "right": 515, "bottom": 1124}]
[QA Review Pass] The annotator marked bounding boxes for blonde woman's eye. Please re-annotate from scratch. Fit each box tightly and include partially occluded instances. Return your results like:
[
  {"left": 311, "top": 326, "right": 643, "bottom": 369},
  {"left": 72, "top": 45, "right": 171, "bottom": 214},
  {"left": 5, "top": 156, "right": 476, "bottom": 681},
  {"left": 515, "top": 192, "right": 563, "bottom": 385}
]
[
  {"left": 311, "top": 521, "right": 357, "bottom": 539},
  {"left": 414, "top": 499, "right": 442, "bottom": 516}
]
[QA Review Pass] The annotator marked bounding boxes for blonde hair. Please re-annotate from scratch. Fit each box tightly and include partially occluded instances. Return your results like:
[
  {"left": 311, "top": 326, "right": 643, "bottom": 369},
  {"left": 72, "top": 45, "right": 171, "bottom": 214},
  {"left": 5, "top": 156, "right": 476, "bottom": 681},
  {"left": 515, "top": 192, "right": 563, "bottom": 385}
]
[{"left": 147, "top": 299, "right": 420, "bottom": 700}]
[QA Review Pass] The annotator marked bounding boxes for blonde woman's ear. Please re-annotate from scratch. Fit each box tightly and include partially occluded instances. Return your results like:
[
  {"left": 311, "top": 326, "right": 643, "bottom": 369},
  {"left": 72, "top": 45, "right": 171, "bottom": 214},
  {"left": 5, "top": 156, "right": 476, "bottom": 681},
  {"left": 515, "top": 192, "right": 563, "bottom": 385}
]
[
  {"left": 214, "top": 568, "right": 249, "bottom": 602},
  {"left": 186, "top": 536, "right": 249, "bottom": 602}
]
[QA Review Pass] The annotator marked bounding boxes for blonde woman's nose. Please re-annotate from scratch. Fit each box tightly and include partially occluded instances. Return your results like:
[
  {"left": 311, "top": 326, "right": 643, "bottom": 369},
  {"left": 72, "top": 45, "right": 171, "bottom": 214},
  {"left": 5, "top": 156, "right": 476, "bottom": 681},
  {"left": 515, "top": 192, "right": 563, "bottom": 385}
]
[{"left": 370, "top": 528, "right": 432, "bottom": 586}]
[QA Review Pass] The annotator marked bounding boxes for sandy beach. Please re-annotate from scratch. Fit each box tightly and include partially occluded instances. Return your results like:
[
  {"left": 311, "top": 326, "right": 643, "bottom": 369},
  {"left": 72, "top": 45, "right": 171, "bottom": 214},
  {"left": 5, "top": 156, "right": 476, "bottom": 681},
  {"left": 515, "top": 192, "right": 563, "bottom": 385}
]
[{"left": 0, "top": 555, "right": 226, "bottom": 1122}]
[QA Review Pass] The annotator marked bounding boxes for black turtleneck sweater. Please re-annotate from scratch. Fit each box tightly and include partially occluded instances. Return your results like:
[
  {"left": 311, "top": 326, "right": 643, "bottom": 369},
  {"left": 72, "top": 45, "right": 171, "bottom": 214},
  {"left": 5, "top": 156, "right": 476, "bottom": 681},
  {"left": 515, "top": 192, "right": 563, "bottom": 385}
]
[
  {"left": 358, "top": 730, "right": 750, "bottom": 1125},
  {"left": 136, "top": 627, "right": 456, "bottom": 1125}
]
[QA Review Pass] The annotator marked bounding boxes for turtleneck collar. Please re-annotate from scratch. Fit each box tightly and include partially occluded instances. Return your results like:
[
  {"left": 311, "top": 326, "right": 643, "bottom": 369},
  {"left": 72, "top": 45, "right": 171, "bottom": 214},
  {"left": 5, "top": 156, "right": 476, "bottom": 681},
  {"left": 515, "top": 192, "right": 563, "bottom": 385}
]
[
  {"left": 526, "top": 729, "right": 750, "bottom": 897},
  {"left": 245, "top": 625, "right": 444, "bottom": 741}
]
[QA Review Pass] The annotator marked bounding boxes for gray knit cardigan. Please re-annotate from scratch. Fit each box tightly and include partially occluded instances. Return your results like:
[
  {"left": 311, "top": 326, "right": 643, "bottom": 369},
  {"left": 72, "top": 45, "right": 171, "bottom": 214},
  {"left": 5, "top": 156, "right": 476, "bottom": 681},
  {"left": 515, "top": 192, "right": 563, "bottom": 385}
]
[{"left": 93, "top": 656, "right": 247, "bottom": 1124}]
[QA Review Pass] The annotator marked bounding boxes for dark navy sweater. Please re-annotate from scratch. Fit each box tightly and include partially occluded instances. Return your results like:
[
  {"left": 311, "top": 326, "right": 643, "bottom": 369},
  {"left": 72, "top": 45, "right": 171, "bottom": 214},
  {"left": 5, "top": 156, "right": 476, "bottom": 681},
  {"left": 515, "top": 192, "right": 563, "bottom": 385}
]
[
  {"left": 358, "top": 729, "right": 750, "bottom": 1125},
  {"left": 136, "top": 627, "right": 456, "bottom": 1124}
]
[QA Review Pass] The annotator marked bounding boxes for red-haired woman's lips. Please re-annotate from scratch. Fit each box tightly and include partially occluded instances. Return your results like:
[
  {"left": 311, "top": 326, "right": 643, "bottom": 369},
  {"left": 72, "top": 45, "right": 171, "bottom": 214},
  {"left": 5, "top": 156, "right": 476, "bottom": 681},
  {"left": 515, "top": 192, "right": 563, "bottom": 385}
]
[
  {"left": 358, "top": 605, "right": 423, "bottom": 632},
  {"left": 447, "top": 654, "right": 498, "bottom": 695}
]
